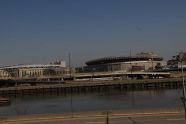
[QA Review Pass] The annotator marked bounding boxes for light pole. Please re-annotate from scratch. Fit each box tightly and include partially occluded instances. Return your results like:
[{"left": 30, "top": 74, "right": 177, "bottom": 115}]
[
  {"left": 69, "top": 52, "right": 71, "bottom": 78},
  {"left": 130, "top": 49, "right": 133, "bottom": 79},
  {"left": 103, "top": 111, "right": 111, "bottom": 124},
  {"left": 149, "top": 52, "right": 154, "bottom": 71},
  {"left": 181, "top": 60, "right": 186, "bottom": 119},
  {"left": 70, "top": 86, "right": 73, "bottom": 117},
  {"left": 151, "top": 55, "right": 154, "bottom": 71},
  {"left": 106, "top": 111, "right": 109, "bottom": 124},
  {"left": 92, "top": 68, "right": 95, "bottom": 82}
]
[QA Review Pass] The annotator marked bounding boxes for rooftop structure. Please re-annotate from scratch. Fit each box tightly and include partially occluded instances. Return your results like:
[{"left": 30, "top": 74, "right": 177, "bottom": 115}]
[{"left": 86, "top": 52, "right": 162, "bottom": 66}]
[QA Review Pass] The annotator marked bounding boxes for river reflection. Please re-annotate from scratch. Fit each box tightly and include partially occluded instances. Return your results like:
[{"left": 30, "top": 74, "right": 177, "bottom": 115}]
[{"left": 0, "top": 89, "right": 183, "bottom": 116}]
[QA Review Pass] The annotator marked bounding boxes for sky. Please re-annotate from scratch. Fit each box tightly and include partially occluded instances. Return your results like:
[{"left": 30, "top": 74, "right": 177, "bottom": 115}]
[{"left": 0, "top": 0, "right": 186, "bottom": 67}]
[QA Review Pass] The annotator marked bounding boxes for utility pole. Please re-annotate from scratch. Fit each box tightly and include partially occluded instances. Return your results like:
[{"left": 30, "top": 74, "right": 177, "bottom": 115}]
[
  {"left": 130, "top": 49, "right": 133, "bottom": 79},
  {"left": 151, "top": 54, "right": 154, "bottom": 71},
  {"left": 106, "top": 111, "right": 109, "bottom": 124},
  {"left": 149, "top": 52, "right": 154, "bottom": 71},
  {"left": 68, "top": 52, "right": 73, "bottom": 117},
  {"left": 69, "top": 52, "right": 71, "bottom": 78},
  {"left": 179, "top": 52, "right": 186, "bottom": 119},
  {"left": 103, "top": 111, "right": 111, "bottom": 124},
  {"left": 70, "top": 86, "right": 73, "bottom": 117}
]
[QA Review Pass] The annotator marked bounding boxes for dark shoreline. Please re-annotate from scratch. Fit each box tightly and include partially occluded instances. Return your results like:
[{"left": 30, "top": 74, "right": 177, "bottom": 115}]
[{"left": 0, "top": 78, "right": 183, "bottom": 96}]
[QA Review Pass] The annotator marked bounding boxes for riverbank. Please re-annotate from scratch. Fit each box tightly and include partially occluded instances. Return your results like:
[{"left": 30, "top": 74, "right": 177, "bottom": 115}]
[
  {"left": 0, "top": 78, "right": 183, "bottom": 96},
  {"left": 0, "top": 107, "right": 184, "bottom": 124}
]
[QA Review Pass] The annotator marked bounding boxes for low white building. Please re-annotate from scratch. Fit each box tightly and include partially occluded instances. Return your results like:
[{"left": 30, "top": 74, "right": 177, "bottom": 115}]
[{"left": 0, "top": 60, "right": 66, "bottom": 79}]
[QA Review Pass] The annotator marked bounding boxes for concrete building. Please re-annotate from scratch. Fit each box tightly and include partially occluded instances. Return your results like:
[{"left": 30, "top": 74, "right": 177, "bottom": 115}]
[
  {"left": 167, "top": 52, "right": 186, "bottom": 69},
  {"left": 76, "top": 52, "right": 166, "bottom": 73},
  {"left": 0, "top": 69, "right": 10, "bottom": 78},
  {"left": 0, "top": 60, "right": 66, "bottom": 79}
]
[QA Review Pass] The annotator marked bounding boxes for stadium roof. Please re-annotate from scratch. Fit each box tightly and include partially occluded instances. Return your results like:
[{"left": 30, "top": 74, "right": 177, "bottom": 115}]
[{"left": 86, "top": 56, "right": 163, "bottom": 66}]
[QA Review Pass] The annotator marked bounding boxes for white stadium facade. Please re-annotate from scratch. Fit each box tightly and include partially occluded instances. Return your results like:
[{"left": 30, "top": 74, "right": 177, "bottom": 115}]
[{"left": 0, "top": 60, "right": 66, "bottom": 79}]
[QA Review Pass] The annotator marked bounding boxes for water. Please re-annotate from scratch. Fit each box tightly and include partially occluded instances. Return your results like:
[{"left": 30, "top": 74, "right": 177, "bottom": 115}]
[{"left": 0, "top": 89, "right": 183, "bottom": 116}]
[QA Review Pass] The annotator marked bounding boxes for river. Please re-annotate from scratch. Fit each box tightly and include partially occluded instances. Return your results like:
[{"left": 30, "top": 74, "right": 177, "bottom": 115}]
[{"left": 0, "top": 88, "right": 183, "bottom": 116}]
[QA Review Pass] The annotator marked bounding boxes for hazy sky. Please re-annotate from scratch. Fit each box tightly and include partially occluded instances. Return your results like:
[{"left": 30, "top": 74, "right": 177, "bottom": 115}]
[{"left": 0, "top": 0, "right": 186, "bottom": 67}]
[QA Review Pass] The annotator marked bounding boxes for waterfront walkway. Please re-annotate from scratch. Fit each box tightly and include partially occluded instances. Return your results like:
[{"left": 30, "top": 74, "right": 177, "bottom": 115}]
[{"left": 0, "top": 108, "right": 185, "bottom": 124}]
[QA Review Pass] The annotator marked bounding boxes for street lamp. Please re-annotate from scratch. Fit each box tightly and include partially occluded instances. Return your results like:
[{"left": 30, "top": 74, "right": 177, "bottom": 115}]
[
  {"left": 103, "top": 111, "right": 111, "bottom": 124},
  {"left": 151, "top": 55, "right": 154, "bottom": 71},
  {"left": 148, "top": 52, "right": 154, "bottom": 71},
  {"left": 92, "top": 68, "right": 96, "bottom": 82},
  {"left": 70, "top": 86, "right": 73, "bottom": 117},
  {"left": 178, "top": 52, "right": 186, "bottom": 119},
  {"left": 130, "top": 49, "right": 133, "bottom": 79}
]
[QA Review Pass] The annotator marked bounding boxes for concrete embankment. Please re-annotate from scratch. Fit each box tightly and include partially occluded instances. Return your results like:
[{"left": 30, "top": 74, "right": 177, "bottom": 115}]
[
  {"left": 0, "top": 78, "right": 183, "bottom": 96},
  {"left": 0, "top": 107, "right": 184, "bottom": 123}
]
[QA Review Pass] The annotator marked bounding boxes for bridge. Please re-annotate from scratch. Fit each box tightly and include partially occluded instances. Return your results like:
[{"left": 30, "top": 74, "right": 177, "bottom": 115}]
[
  {"left": 0, "top": 71, "right": 170, "bottom": 81},
  {"left": 73, "top": 71, "right": 170, "bottom": 80}
]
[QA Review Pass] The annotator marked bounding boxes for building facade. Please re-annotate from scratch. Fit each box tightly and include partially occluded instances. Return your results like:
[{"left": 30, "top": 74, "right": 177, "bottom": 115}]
[
  {"left": 0, "top": 60, "right": 67, "bottom": 79},
  {"left": 76, "top": 52, "right": 166, "bottom": 73}
]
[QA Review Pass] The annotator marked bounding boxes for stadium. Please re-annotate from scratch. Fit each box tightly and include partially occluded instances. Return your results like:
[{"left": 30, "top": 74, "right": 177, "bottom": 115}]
[
  {"left": 0, "top": 60, "right": 66, "bottom": 79},
  {"left": 76, "top": 52, "right": 166, "bottom": 73}
]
